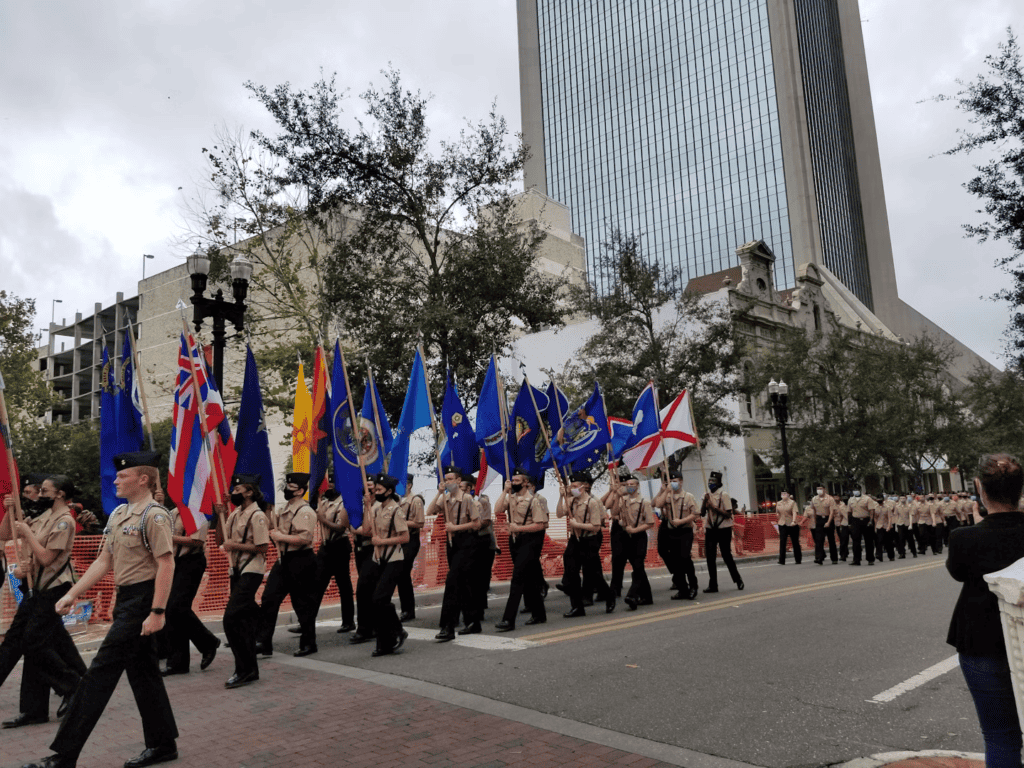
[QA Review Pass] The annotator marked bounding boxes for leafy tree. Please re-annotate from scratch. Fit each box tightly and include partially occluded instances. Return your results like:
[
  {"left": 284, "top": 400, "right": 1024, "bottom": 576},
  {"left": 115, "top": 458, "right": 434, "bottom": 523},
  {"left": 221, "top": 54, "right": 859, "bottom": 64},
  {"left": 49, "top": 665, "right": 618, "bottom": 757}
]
[
  {"left": 0, "top": 291, "right": 59, "bottom": 419},
  {"left": 937, "top": 28, "right": 1024, "bottom": 363},
  {"left": 961, "top": 363, "right": 1024, "bottom": 465}
]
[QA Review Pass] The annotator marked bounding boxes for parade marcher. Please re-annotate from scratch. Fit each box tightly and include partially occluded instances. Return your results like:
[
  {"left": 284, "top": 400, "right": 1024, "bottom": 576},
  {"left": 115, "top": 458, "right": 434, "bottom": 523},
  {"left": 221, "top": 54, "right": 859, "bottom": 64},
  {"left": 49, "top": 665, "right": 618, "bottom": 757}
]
[
  {"left": 609, "top": 473, "right": 654, "bottom": 609},
  {"left": 160, "top": 501, "right": 220, "bottom": 676},
  {"left": 310, "top": 479, "right": 355, "bottom": 634},
  {"left": 701, "top": 471, "right": 743, "bottom": 591},
  {"left": 256, "top": 473, "right": 319, "bottom": 658},
  {"left": 808, "top": 484, "right": 838, "bottom": 565},
  {"left": 833, "top": 493, "right": 850, "bottom": 561},
  {"left": 396, "top": 474, "right": 425, "bottom": 622},
  {"left": 605, "top": 468, "right": 631, "bottom": 597},
  {"left": 216, "top": 473, "right": 269, "bottom": 689},
  {"left": 352, "top": 477, "right": 376, "bottom": 572},
  {"left": 929, "top": 493, "right": 946, "bottom": 555},
  {"left": 558, "top": 470, "right": 615, "bottom": 617},
  {"left": 895, "top": 494, "right": 917, "bottom": 558},
  {"left": 911, "top": 494, "right": 932, "bottom": 554},
  {"left": 430, "top": 466, "right": 480, "bottom": 641},
  {"left": 353, "top": 474, "right": 409, "bottom": 657},
  {"left": 494, "top": 468, "right": 549, "bottom": 631},
  {"left": 25, "top": 452, "right": 178, "bottom": 768},
  {"left": 848, "top": 489, "right": 877, "bottom": 566},
  {"left": 0, "top": 476, "right": 86, "bottom": 728},
  {"left": 874, "top": 494, "right": 896, "bottom": 562},
  {"left": 942, "top": 493, "right": 959, "bottom": 545},
  {"left": 652, "top": 470, "right": 700, "bottom": 599},
  {"left": 463, "top": 474, "right": 497, "bottom": 627},
  {"left": 775, "top": 490, "right": 801, "bottom": 565}
]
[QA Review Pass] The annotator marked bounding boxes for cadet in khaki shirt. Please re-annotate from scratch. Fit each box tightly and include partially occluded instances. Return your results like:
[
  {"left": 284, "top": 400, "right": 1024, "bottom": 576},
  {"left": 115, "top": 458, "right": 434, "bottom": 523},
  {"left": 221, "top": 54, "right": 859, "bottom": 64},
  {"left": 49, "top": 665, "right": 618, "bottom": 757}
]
[
  {"left": 701, "top": 470, "right": 744, "bottom": 591},
  {"left": 925, "top": 494, "right": 945, "bottom": 555},
  {"left": 395, "top": 475, "right": 425, "bottom": 622},
  {"left": 775, "top": 490, "right": 802, "bottom": 565},
  {"left": 495, "top": 468, "right": 549, "bottom": 630},
  {"left": 464, "top": 475, "right": 497, "bottom": 630},
  {"left": 257, "top": 472, "right": 319, "bottom": 658},
  {"left": 558, "top": 470, "right": 615, "bottom": 616},
  {"left": 832, "top": 495, "right": 850, "bottom": 562},
  {"left": 429, "top": 466, "right": 481, "bottom": 640},
  {"left": 217, "top": 473, "right": 270, "bottom": 690},
  {"left": 847, "top": 490, "right": 877, "bottom": 565},
  {"left": 34, "top": 452, "right": 179, "bottom": 768},
  {"left": 894, "top": 495, "right": 917, "bottom": 558},
  {"left": 874, "top": 495, "right": 896, "bottom": 562},
  {"left": 653, "top": 470, "right": 700, "bottom": 598},
  {"left": 312, "top": 481, "right": 355, "bottom": 632},
  {"left": 808, "top": 484, "right": 838, "bottom": 565},
  {"left": 609, "top": 473, "right": 655, "bottom": 609},
  {"left": 0, "top": 475, "right": 86, "bottom": 729}
]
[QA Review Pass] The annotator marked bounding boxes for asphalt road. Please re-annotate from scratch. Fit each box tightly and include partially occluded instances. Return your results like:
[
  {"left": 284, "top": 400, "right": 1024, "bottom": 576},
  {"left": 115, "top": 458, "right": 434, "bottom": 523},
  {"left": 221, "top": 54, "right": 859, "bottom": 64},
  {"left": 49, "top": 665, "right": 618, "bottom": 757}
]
[{"left": 272, "top": 551, "right": 983, "bottom": 768}]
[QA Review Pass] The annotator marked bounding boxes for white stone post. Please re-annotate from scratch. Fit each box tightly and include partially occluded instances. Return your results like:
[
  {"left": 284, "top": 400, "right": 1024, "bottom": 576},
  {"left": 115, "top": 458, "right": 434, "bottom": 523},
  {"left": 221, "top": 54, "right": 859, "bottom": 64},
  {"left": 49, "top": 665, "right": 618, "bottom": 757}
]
[{"left": 984, "top": 558, "right": 1024, "bottom": 734}]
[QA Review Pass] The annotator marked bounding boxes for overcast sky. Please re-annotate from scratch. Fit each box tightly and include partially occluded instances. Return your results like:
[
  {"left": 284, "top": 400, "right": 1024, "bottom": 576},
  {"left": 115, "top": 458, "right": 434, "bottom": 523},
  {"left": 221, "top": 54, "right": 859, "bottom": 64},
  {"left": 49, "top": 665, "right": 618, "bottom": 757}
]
[{"left": 1, "top": 0, "right": 1019, "bottom": 369}]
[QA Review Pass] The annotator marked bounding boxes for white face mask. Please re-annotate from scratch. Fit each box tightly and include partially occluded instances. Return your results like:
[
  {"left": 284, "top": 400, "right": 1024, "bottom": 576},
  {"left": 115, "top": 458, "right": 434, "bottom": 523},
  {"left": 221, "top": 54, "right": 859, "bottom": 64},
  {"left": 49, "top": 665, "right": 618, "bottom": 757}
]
[
  {"left": 670, "top": 481, "right": 680, "bottom": 491},
  {"left": 781, "top": 494, "right": 790, "bottom": 500},
  {"left": 445, "top": 482, "right": 458, "bottom": 494},
  {"left": 625, "top": 486, "right": 637, "bottom": 494},
  {"left": 570, "top": 487, "right": 582, "bottom": 498},
  {"left": 816, "top": 489, "right": 824, "bottom": 497}
]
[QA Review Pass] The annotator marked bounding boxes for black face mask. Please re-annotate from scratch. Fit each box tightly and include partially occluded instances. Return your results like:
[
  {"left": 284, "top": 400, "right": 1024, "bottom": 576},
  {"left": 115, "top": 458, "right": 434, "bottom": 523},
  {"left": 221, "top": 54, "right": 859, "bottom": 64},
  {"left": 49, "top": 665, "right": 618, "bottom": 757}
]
[
  {"left": 375, "top": 492, "right": 387, "bottom": 503},
  {"left": 283, "top": 488, "right": 302, "bottom": 501},
  {"left": 36, "top": 497, "right": 55, "bottom": 511},
  {"left": 511, "top": 483, "right": 523, "bottom": 493},
  {"left": 230, "top": 492, "right": 245, "bottom": 507},
  {"left": 708, "top": 483, "right": 720, "bottom": 492},
  {"left": 322, "top": 489, "right": 340, "bottom": 502}
]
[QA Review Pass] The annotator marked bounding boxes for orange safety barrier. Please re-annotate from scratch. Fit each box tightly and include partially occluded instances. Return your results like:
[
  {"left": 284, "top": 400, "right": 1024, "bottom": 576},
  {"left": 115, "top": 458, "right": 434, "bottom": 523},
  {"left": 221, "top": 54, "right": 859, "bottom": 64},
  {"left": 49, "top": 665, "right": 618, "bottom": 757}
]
[{"left": 1, "top": 513, "right": 800, "bottom": 626}]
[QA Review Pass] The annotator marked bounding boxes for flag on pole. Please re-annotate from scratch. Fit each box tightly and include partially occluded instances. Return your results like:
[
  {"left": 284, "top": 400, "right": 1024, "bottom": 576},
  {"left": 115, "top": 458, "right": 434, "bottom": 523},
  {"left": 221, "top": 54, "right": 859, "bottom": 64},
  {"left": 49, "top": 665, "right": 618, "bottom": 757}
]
[
  {"left": 233, "top": 346, "right": 276, "bottom": 506},
  {"left": 438, "top": 371, "right": 478, "bottom": 478},
  {"left": 620, "top": 383, "right": 664, "bottom": 471},
  {"left": 475, "top": 356, "right": 510, "bottom": 481},
  {"left": 658, "top": 389, "right": 699, "bottom": 456},
  {"left": 549, "top": 382, "right": 609, "bottom": 471},
  {"left": 168, "top": 333, "right": 213, "bottom": 534},
  {"left": 116, "top": 329, "right": 145, "bottom": 456},
  {"left": 545, "top": 380, "right": 571, "bottom": 437},
  {"left": 330, "top": 340, "right": 366, "bottom": 527},
  {"left": 508, "top": 378, "right": 550, "bottom": 480},
  {"left": 0, "top": 369, "right": 20, "bottom": 521},
  {"left": 197, "top": 345, "right": 236, "bottom": 513},
  {"left": 291, "top": 360, "right": 312, "bottom": 476},
  {"left": 361, "top": 372, "right": 393, "bottom": 475},
  {"left": 308, "top": 345, "right": 332, "bottom": 506},
  {"left": 98, "top": 340, "right": 120, "bottom": 514},
  {"left": 390, "top": 348, "right": 433, "bottom": 496},
  {"left": 608, "top": 416, "right": 634, "bottom": 459}
]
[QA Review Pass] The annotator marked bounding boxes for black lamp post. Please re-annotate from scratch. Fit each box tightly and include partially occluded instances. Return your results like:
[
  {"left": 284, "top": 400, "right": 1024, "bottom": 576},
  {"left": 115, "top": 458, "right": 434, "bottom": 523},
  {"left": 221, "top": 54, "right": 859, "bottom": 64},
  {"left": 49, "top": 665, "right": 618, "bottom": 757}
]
[
  {"left": 768, "top": 378, "right": 793, "bottom": 494},
  {"left": 185, "top": 246, "right": 253, "bottom": 390}
]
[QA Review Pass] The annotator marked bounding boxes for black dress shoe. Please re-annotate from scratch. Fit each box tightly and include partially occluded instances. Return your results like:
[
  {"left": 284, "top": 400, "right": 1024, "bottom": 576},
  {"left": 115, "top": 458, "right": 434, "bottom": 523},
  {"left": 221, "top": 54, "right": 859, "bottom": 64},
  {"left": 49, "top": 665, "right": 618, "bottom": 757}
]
[
  {"left": 254, "top": 643, "right": 273, "bottom": 657},
  {"left": 554, "top": 583, "right": 566, "bottom": 594},
  {"left": 124, "top": 741, "right": 178, "bottom": 768},
  {"left": 160, "top": 667, "right": 188, "bottom": 677},
  {"left": 336, "top": 623, "right": 356, "bottom": 633},
  {"left": 703, "top": 586, "right": 718, "bottom": 593},
  {"left": 624, "top": 596, "right": 638, "bottom": 611},
  {"left": 393, "top": 629, "right": 408, "bottom": 651},
  {"left": 435, "top": 628, "right": 456, "bottom": 642},
  {"left": 688, "top": 587, "right": 698, "bottom": 599},
  {"left": 4, "top": 712, "right": 48, "bottom": 728},
  {"left": 457, "top": 622, "right": 482, "bottom": 635},
  {"left": 605, "top": 597, "right": 616, "bottom": 614},
  {"left": 293, "top": 645, "right": 318, "bottom": 657},
  {"left": 287, "top": 626, "right": 302, "bottom": 634},
  {"left": 736, "top": 579, "right": 744, "bottom": 591},
  {"left": 371, "top": 645, "right": 395, "bottom": 657},
  {"left": 200, "top": 641, "right": 220, "bottom": 671},
  {"left": 519, "top": 607, "right": 531, "bottom": 614},
  {"left": 494, "top": 621, "right": 515, "bottom": 632},
  {"left": 225, "top": 671, "right": 259, "bottom": 689},
  {"left": 563, "top": 607, "right": 586, "bottom": 618},
  {"left": 398, "top": 611, "right": 415, "bottom": 622},
  {"left": 57, "top": 690, "right": 75, "bottom": 718},
  {"left": 349, "top": 632, "right": 374, "bottom": 644},
  {"left": 524, "top": 616, "right": 546, "bottom": 625},
  {"left": 20, "top": 754, "right": 76, "bottom": 768}
]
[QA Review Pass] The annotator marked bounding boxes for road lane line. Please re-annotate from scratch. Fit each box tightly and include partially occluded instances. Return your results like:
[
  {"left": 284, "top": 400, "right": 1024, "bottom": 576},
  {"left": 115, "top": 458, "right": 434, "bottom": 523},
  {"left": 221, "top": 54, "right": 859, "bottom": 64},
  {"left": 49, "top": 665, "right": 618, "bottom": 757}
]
[{"left": 868, "top": 655, "right": 960, "bottom": 703}]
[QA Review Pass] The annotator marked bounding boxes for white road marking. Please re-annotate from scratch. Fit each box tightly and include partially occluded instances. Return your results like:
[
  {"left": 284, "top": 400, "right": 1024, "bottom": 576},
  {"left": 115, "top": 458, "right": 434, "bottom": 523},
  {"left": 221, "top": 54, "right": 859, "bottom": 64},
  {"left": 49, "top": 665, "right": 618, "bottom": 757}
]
[
  {"left": 868, "top": 655, "right": 960, "bottom": 703},
  {"left": 318, "top": 621, "right": 539, "bottom": 651}
]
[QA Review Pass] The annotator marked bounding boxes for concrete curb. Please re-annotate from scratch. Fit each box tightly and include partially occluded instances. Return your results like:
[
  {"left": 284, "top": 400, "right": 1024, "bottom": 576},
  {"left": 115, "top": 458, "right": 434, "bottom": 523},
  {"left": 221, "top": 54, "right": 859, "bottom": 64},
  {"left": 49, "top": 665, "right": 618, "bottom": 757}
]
[{"left": 831, "top": 750, "right": 985, "bottom": 767}]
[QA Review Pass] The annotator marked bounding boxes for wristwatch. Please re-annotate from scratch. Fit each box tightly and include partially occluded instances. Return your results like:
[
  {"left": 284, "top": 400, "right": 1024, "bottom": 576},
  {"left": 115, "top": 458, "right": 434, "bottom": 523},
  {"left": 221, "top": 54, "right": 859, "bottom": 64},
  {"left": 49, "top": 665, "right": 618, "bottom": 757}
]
[{"left": 150, "top": 607, "right": 165, "bottom": 615}]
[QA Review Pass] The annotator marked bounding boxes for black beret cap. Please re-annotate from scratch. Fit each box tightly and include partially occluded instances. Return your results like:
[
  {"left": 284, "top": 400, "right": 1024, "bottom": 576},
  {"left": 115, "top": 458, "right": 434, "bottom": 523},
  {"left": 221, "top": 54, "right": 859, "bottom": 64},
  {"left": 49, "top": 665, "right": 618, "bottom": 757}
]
[
  {"left": 376, "top": 473, "right": 398, "bottom": 491},
  {"left": 570, "top": 470, "right": 592, "bottom": 485},
  {"left": 232, "top": 473, "right": 261, "bottom": 487},
  {"left": 113, "top": 451, "right": 162, "bottom": 470},
  {"left": 22, "top": 473, "right": 49, "bottom": 489},
  {"left": 285, "top": 472, "right": 310, "bottom": 488}
]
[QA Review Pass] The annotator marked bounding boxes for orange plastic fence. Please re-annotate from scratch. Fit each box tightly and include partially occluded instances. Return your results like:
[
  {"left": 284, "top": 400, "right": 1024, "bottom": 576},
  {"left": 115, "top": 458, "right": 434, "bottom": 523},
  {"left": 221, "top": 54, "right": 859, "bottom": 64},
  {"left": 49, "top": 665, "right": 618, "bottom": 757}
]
[{"left": 3, "top": 514, "right": 805, "bottom": 625}]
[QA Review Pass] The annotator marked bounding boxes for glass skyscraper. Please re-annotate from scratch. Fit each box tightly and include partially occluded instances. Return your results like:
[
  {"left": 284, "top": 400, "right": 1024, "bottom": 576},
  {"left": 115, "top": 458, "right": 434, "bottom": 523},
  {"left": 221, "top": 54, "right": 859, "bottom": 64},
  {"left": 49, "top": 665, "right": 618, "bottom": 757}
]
[{"left": 518, "top": 0, "right": 885, "bottom": 311}]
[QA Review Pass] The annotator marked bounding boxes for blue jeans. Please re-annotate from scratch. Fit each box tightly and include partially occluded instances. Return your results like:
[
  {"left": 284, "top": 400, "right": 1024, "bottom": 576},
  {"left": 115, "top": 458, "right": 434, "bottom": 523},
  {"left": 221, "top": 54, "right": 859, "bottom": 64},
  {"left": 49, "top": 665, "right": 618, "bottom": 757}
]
[{"left": 960, "top": 653, "right": 1023, "bottom": 767}]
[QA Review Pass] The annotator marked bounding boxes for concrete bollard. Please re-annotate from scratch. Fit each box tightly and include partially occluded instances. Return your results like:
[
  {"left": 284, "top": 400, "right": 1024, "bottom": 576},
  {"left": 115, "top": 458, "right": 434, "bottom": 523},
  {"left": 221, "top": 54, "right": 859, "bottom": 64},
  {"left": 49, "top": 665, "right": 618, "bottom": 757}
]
[{"left": 983, "top": 557, "right": 1024, "bottom": 734}]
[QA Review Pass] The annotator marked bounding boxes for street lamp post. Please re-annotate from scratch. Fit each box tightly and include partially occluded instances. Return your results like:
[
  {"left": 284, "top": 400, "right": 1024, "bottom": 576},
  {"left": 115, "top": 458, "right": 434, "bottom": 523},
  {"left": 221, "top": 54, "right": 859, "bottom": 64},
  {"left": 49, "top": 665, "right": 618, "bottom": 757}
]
[
  {"left": 51, "top": 299, "right": 63, "bottom": 324},
  {"left": 768, "top": 379, "right": 793, "bottom": 494},
  {"left": 143, "top": 253, "right": 155, "bottom": 279},
  {"left": 185, "top": 246, "right": 253, "bottom": 390}
]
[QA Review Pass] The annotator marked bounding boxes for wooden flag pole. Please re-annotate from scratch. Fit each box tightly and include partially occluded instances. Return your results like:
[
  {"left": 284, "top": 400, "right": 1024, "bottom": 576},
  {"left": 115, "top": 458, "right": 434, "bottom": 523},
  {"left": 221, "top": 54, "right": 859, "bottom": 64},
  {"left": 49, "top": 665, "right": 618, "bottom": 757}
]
[
  {"left": 0, "top": 371, "right": 34, "bottom": 594},
  {"left": 417, "top": 345, "right": 444, "bottom": 482}
]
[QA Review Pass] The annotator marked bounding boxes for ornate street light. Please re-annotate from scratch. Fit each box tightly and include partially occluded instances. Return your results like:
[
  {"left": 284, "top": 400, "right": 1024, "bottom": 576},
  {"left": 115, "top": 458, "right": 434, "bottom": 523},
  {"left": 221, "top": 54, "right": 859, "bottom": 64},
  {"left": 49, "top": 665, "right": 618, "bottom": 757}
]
[
  {"left": 767, "top": 379, "right": 793, "bottom": 495},
  {"left": 186, "top": 245, "right": 253, "bottom": 390}
]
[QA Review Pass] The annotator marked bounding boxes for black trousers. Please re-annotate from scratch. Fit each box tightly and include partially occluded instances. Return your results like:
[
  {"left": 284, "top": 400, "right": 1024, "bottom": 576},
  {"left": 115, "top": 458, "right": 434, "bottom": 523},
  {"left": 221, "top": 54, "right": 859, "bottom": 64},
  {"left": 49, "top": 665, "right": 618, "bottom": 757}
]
[
  {"left": 439, "top": 532, "right": 477, "bottom": 630},
  {"left": 258, "top": 549, "right": 318, "bottom": 649},
  {"left": 223, "top": 572, "right": 262, "bottom": 677},
  {"left": 624, "top": 532, "right": 652, "bottom": 604},
  {"left": 812, "top": 517, "right": 838, "bottom": 563},
  {"left": 313, "top": 538, "right": 355, "bottom": 626},
  {"left": 897, "top": 524, "right": 917, "bottom": 556},
  {"left": 51, "top": 581, "right": 178, "bottom": 760},
  {"left": 944, "top": 517, "right": 958, "bottom": 545},
  {"left": 353, "top": 534, "right": 373, "bottom": 572},
  {"left": 875, "top": 527, "right": 896, "bottom": 562},
  {"left": 933, "top": 522, "right": 945, "bottom": 554},
  {"left": 837, "top": 525, "right": 850, "bottom": 560},
  {"left": 355, "top": 558, "right": 403, "bottom": 653},
  {"left": 395, "top": 528, "right": 421, "bottom": 616},
  {"left": 165, "top": 554, "right": 219, "bottom": 672},
  {"left": 501, "top": 531, "right": 546, "bottom": 624},
  {"left": 705, "top": 527, "right": 741, "bottom": 588},
  {"left": 611, "top": 521, "right": 629, "bottom": 594},
  {"left": 0, "top": 582, "right": 85, "bottom": 718},
  {"left": 850, "top": 517, "right": 875, "bottom": 564},
  {"left": 914, "top": 523, "right": 930, "bottom": 553},
  {"left": 778, "top": 524, "right": 802, "bottom": 564},
  {"left": 563, "top": 535, "right": 612, "bottom": 611},
  {"left": 468, "top": 535, "right": 496, "bottom": 623}
]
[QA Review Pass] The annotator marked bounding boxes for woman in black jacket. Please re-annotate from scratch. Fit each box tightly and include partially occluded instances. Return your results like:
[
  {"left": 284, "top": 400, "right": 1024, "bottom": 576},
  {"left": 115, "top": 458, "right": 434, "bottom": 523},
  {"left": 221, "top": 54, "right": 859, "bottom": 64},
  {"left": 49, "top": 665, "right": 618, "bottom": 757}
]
[{"left": 947, "top": 453, "right": 1024, "bottom": 767}]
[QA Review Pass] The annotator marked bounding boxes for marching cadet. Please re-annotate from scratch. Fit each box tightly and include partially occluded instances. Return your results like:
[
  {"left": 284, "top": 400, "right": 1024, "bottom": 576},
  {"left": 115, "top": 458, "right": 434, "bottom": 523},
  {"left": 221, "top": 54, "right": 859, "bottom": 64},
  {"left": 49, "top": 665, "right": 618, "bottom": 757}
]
[
  {"left": 942, "top": 493, "right": 959, "bottom": 544},
  {"left": 0, "top": 476, "right": 86, "bottom": 729},
  {"left": 959, "top": 493, "right": 977, "bottom": 526},
  {"left": 605, "top": 468, "right": 631, "bottom": 598},
  {"left": 25, "top": 452, "right": 178, "bottom": 768},
  {"left": 464, "top": 473, "right": 497, "bottom": 628},
  {"left": 352, "top": 476, "right": 377, "bottom": 572},
  {"left": 609, "top": 472, "right": 654, "bottom": 609},
  {"left": 808, "top": 483, "right": 838, "bottom": 565},
  {"left": 429, "top": 466, "right": 480, "bottom": 641},
  {"left": 774, "top": 489, "right": 801, "bottom": 565},
  {"left": 701, "top": 471, "right": 744, "bottom": 591},
  {"left": 310, "top": 479, "right": 356, "bottom": 634},
  {"left": 494, "top": 467, "right": 549, "bottom": 631},
  {"left": 894, "top": 494, "right": 917, "bottom": 558},
  {"left": 255, "top": 473, "right": 318, "bottom": 658},
  {"left": 396, "top": 474, "right": 425, "bottom": 622},
  {"left": 216, "top": 473, "right": 269, "bottom": 689},
  {"left": 874, "top": 494, "right": 896, "bottom": 562},
  {"left": 354, "top": 474, "right": 409, "bottom": 657},
  {"left": 832, "top": 493, "right": 850, "bottom": 561},
  {"left": 558, "top": 470, "right": 615, "bottom": 616},
  {"left": 160, "top": 498, "right": 220, "bottom": 676},
  {"left": 911, "top": 494, "right": 931, "bottom": 553},
  {"left": 848, "top": 489, "right": 877, "bottom": 565},
  {"left": 928, "top": 493, "right": 945, "bottom": 555},
  {"left": 653, "top": 470, "right": 700, "bottom": 598}
]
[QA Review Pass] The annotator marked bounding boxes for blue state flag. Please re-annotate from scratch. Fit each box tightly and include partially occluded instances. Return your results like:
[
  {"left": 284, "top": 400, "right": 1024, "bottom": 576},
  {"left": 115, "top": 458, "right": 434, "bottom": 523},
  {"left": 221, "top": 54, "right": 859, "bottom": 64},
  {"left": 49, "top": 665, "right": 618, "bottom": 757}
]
[
  {"left": 475, "top": 356, "right": 510, "bottom": 480},
  {"left": 618, "top": 382, "right": 663, "bottom": 471},
  {"left": 609, "top": 417, "right": 634, "bottom": 459},
  {"left": 330, "top": 341, "right": 367, "bottom": 528},
  {"left": 550, "top": 382, "right": 609, "bottom": 472},
  {"left": 98, "top": 342, "right": 120, "bottom": 514},
  {"left": 545, "top": 381, "right": 571, "bottom": 437},
  {"left": 116, "top": 330, "right": 145, "bottom": 455},
  {"left": 438, "top": 371, "right": 478, "bottom": 478},
  {"left": 508, "top": 378, "right": 550, "bottom": 480},
  {"left": 390, "top": 348, "right": 433, "bottom": 496},
  {"left": 361, "top": 372, "right": 394, "bottom": 476},
  {"left": 233, "top": 346, "right": 276, "bottom": 506}
]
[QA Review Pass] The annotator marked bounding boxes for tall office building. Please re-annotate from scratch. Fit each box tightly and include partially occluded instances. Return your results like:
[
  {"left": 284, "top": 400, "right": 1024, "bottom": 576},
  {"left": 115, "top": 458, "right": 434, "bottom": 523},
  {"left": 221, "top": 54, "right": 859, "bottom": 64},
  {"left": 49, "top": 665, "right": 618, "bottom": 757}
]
[{"left": 517, "top": 0, "right": 898, "bottom": 313}]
